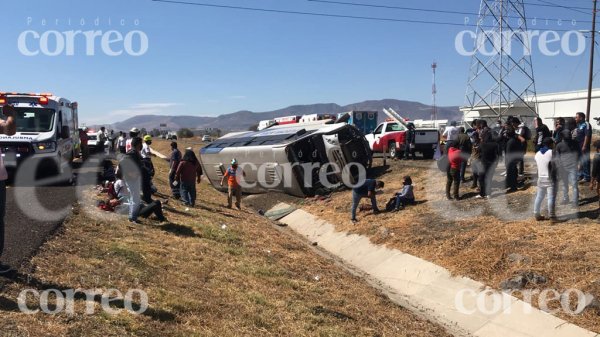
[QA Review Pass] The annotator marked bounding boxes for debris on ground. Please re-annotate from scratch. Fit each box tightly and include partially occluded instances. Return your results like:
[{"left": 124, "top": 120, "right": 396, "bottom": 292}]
[{"left": 500, "top": 272, "right": 548, "bottom": 290}]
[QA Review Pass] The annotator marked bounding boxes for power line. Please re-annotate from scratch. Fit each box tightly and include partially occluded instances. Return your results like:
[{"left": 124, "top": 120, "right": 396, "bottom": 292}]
[
  {"left": 307, "top": 0, "right": 591, "bottom": 23},
  {"left": 532, "top": 0, "right": 590, "bottom": 15},
  {"left": 151, "top": 0, "right": 584, "bottom": 31}
]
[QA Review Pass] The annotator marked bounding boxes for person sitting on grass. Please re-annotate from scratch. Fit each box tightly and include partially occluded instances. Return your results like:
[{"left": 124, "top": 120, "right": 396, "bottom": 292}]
[
  {"left": 590, "top": 140, "right": 600, "bottom": 210},
  {"left": 392, "top": 176, "right": 414, "bottom": 211},
  {"left": 175, "top": 149, "right": 203, "bottom": 207},
  {"left": 351, "top": 179, "right": 384, "bottom": 223},
  {"left": 446, "top": 140, "right": 462, "bottom": 200}
]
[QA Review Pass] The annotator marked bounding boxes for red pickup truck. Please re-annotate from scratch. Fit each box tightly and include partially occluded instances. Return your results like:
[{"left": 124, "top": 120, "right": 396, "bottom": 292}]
[{"left": 365, "top": 121, "right": 439, "bottom": 159}]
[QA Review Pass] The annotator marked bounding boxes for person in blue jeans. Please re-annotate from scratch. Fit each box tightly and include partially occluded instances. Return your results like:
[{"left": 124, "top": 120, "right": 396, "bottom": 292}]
[
  {"left": 175, "top": 149, "right": 203, "bottom": 207},
  {"left": 534, "top": 138, "right": 557, "bottom": 221},
  {"left": 393, "top": 176, "right": 415, "bottom": 211},
  {"left": 351, "top": 179, "right": 384, "bottom": 222},
  {"left": 575, "top": 112, "right": 593, "bottom": 182},
  {"left": 555, "top": 129, "right": 581, "bottom": 207}
]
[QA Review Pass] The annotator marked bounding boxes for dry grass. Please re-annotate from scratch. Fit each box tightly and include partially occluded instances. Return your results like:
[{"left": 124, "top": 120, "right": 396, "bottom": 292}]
[
  {"left": 0, "top": 139, "right": 450, "bottom": 337},
  {"left": 301, "top": 156, "right": 600, "bottom": 333}
]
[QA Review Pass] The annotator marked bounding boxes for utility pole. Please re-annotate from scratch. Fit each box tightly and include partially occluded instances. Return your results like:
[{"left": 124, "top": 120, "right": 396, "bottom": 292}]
[
  {"left": 431, "top": 62, "right": 437, "bottom": 123},
  {"left": 586, "top": 0, "right": 598, "bottom": 123}
]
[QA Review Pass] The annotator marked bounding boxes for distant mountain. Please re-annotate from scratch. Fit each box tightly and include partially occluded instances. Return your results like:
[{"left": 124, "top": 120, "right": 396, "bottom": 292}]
[{"left": 111, "top": 99, "right": 461, "bottom": 132}]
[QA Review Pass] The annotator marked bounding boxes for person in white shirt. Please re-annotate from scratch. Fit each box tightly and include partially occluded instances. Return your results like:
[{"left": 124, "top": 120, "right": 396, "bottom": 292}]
[
  {"left": 0, "top": 104, "right": 16, "bottom": 261},
  {"left": 442, "top": 121, "right": 460, "bottom": 142},
  {"left": 125, "top": 127, "right": 140, "bottom": 153},
  {"left": 117, "top": 131, "right": 127, "bottom": 154},
  {"left": 97, "top": 127, "right": 108, "bottom": 155},
  {"left": 534, "top": 137, "right": 556, "bottom": 222}
]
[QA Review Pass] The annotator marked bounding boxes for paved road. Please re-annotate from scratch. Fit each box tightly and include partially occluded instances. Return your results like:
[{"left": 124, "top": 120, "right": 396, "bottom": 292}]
[{"left": 0, "top": 160, "right": 101, "bottom": 271}]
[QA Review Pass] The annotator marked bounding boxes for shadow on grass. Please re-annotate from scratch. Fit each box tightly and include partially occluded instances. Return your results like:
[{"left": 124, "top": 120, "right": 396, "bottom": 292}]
[
  {"left": 0, "top": 271, "right": 176, "bottom": 321},
  {"left": 159, "top": 222, "right": 200, "bottom": 238},
  {"left": 579, "top": 195, "right": 600, "bottom": 207}
]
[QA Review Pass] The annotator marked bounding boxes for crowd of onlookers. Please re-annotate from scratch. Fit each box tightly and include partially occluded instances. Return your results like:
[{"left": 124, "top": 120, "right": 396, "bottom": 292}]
[
  {"left": 349, "top": 112, "right": 597, "bottom": 223},
  {"left": 95, "top": 128, "right": 245, "bottom": 224}
]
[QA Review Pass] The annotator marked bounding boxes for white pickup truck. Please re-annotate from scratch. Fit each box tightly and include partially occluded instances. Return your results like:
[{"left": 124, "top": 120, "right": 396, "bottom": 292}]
[{"left": 365, "top": 121, "right": 439, "bottom": 159}]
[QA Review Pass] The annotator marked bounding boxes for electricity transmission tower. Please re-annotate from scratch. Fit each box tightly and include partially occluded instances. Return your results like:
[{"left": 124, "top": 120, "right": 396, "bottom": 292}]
[{"left": 463, "top": 0, "right": 538, "bottom": 121}]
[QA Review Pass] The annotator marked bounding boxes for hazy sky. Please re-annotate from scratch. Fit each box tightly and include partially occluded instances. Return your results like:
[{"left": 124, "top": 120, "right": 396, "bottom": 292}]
[{"left": 1, "top": 0, "right": 595, "bottom": 124}]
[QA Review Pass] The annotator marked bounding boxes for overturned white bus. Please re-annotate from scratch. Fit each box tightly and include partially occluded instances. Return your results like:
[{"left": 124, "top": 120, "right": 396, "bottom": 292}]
[{"left": 199, "top": 123, "right": 372, "bottom": 197}]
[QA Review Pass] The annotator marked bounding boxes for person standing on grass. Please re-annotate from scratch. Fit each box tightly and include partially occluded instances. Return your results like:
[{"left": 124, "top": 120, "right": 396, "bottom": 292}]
[
  {"left": 553, "top": 117, "right": 566, "bottom": 144},
  {"left": 126, "top": 127, "right": 140, "bottom": 153},
  {"left": 0, "top": 105, "right": 16, "bottom": 261},
  {"left": 575, "top": 112, "right": 593, "bottom": 183},
  {"left": 512, "top": 118, "right": 529, "bottom": 176},
  {"left": 350, "top": 179, "right": 384, "bottom": 222},
  {"left": 220, "top": 158, "right": 245, "bottom": 209},
  {"left": 404, "top": 122, "right": 416, "bottom": 160},
  {"left": 533, "top": 117, "right": 552, "bottom": 152},
  {"left": 590, "top": 140, "right": 600, "bottom": 210},
  {"left": 505, "top": 126, "right": 521, "bottom": 193},
  {"left": 534, "top": 137, "right": 557, "bottom": 222},
  {"left": 457, "top": 127, "right": 472, "bottom": 183},
  {"left": 79, "top": 127, "right": 89, "bottom": 161},
  {"left": 477, "top": 131, "right": 499, "bottom": 199},
  {"left": 117, "top": 131, "right": 127, "bottom": 154},
  {"left": 446, "top": 140, "right": 462, "bottom": 200},
  {"left": 469, "top": 122, "right": 481, "bottom": 190},
  {"left": 555, "top": 129, "right": 581, "bottom": 206},
  {"left": 175, "top": 149, "right": 203, "bottom": 207},
  {"left": 169, "top": 142, "right": 182, "bottom": 199}
]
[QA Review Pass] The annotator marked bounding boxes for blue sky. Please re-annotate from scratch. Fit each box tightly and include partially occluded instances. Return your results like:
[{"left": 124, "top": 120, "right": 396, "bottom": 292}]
[{"left": 0, "top": 0, "right": 596, "bottom": 124}]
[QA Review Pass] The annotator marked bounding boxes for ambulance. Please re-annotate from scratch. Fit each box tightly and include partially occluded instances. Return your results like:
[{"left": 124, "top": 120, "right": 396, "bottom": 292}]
[{"left": 0, "top": 92, "right": 80, "bottom": 177}]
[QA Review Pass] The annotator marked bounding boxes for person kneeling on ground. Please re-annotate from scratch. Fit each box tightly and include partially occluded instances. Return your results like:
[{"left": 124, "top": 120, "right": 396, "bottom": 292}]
[
  {"left": 351, "top": 179, "right": 384, "bottom": 222},
  {"left": 446, "top": 141, "right": 462, "bottom": 200},
  {"left": 534, "top": 137, "right": 557, "bottom": 222},
  {"left": 393, "top": 176, "right": 415, "bottom": 211},
  {"left": 118, "top": 136, "right": 167, "bottom": 224}
]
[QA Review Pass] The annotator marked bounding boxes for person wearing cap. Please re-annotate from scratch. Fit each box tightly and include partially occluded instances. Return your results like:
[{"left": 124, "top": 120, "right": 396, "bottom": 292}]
[
  {"left": 220, "top": 159, "right": 245, "bottom": 209},
  {"left": 126, "top": 127, "right": 140, "bottom": 153},
  {"left": 141, "top": 135, "right": 156, "bottom": 192},
  {"left": 534, "top": 137, "right": 557, "bottom": 221},
  {"left": 0, "top": 105, "right": 16, "bottom": 261}
]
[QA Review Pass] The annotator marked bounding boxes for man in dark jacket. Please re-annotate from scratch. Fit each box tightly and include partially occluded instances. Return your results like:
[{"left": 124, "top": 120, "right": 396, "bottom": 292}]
[
  {"left": 477, "top": 131, "right": 499, "bottom": 198},
  {"left": 553, "top": 117, "right": 566, "bottom": 144},
  {"left": 404, "top": 123, "right": 416, "bottom": 160},
  {"left": 169, "top": 142, "right": 182, "bottom": 198},
  {"left": 351, "top": 179, "right": 384, "bottom": 222},
  {"left": 505, "top": 126, "right": 522, "bottom": 192},
  {"left": 555, "top": 129, "right": 581, "bottom": 206},
  {"left": 457, "top": 127, "right": 472, "bottom": 183}
]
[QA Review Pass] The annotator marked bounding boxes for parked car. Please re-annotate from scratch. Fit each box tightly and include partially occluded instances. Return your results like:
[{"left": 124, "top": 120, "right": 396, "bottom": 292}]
[
  {"left": 365, "top": 121, "right": 439, "bottom": 159},
  {"left": 201, "top": 135, "right": 212, "bottom": 142}
]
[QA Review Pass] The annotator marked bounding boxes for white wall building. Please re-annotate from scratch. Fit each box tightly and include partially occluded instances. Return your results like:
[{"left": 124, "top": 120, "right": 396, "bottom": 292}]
[{"left": 461, "top": 88, "right": 600, "bottom": 130}]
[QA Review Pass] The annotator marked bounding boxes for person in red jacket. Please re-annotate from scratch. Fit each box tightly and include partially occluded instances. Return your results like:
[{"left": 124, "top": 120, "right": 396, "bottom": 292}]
[
  {"left": 175, "top": 149, "right": 203, "bottom": 207},
  {"left": 446, "top": 140, "right": 462, "bottom": 200}
]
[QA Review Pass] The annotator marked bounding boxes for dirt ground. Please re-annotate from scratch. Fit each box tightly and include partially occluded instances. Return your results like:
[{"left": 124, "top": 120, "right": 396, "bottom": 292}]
[
  {"left": 295, "top": 154, "right": 600, "bottom": 333},
  {"left": 0, "top": 138, "right": 452, "bottom": 336}
]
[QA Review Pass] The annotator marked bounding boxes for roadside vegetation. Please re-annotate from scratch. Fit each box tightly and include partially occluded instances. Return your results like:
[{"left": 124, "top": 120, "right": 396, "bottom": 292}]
[{"left": 0, "top": 138, "right": 449, "bottom": 337}]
